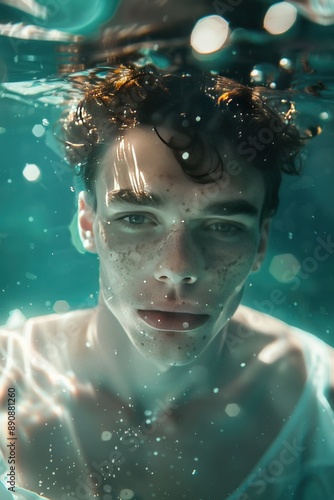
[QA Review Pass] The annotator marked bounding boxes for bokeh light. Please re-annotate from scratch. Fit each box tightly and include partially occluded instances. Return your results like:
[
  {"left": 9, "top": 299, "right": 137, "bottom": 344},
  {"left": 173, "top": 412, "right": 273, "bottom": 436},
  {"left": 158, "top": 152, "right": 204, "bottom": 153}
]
[
  {"left": 191, "top": 15, "right": 230, "bottom": 55},
  {"left": 32, "top": 124, "right": 45, "bottom": 138},
  {"left": 225, "top": 403, "right": 241, "bottom": 417},
  {"left": 22, "top": 163, "right": 41, "bottom": 182},
  {"left": 279, "top": 57, "right": 294, "bottom": 71},
  {"left": 119, "top": 489, "right": 135, "bottom": 500},
  {"left": 53, "top": 300, "right": 70, "bottom": 314},
  {"left": 101, "top": 431, "right": 113, "bottom": 441},
  {"left": 264, "top": 2, "right": 298, "bottom": 35},
  {"left": 269, "top": 254, "right": 301, "bottom": 283},
  {"left": 250, "top": 63, "right": 280, "bottom": 85}
]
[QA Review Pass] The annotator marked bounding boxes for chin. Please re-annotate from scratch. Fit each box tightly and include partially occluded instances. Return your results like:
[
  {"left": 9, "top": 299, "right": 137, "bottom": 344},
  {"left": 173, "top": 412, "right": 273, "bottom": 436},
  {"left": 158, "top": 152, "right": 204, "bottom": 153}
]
[{"left": 131, "top": 332, "right": 209, "bottom": 369}]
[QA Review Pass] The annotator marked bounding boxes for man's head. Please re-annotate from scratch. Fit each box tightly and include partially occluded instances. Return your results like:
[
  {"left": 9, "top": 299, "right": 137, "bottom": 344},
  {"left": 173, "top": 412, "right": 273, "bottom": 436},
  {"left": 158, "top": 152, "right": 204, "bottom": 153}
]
[
  {"left": 62, "top": 66, "right": 305, "bottom": 368},
  {"left": 64, "top": 65, "right": 304, "bottom": 219}
]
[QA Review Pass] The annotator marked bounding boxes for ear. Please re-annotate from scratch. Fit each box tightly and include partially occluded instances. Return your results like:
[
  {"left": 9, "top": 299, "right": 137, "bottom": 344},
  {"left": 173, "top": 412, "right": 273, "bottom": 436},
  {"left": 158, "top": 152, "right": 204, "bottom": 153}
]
[
  {"left": 252, "top": 218, "right": 270, "bottom": 273},
  {"left": 78, "top": 191, "right": 97, "bottom": 254}
]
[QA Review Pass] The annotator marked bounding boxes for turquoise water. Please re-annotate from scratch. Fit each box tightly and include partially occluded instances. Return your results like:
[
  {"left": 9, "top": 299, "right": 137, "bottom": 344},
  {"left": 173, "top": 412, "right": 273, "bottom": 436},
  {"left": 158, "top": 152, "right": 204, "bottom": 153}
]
[{"left": 0, "top": 0, "right": 334, "bottom": 345}]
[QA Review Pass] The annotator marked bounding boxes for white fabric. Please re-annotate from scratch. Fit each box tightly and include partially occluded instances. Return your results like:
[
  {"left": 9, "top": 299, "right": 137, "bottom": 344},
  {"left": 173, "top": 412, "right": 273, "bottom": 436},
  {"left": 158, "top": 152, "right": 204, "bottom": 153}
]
[{"left": 229, "top": 328, "right": 334, "bottom": 499}]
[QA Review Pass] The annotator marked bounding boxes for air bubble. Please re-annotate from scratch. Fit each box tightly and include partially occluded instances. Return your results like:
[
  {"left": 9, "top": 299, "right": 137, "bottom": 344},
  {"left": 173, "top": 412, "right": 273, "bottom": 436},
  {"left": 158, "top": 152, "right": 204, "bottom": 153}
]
[
  {"left": 225, "top": 403, "right": 241, "bottom": 417},
  {"left": 120, "top": 489, "right": 135, "bottom": 500},
  {"left": 101, "top": 431, "right": 112, "bottom": 441},
  {"left": 32, "top": 124, "right": 45, "bottom": 137},
  {"left": 183, "top": 322, "right": 189, "bottom": 329},
  {"left": 279, "top": 57, "right": 293, "bottom": 71},
  {"left": 320, "top": 111, "right": 329, "bottom": 120}
]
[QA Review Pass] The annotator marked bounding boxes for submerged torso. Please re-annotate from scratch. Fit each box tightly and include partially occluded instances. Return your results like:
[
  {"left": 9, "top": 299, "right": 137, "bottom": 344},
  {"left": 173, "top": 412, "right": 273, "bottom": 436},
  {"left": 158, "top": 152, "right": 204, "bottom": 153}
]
[
  {"left": 16, "top": 373, "right": 296, "bottom": 499},
  {"left": 0, "top": 306, "right": 332, "bottom": 500}
]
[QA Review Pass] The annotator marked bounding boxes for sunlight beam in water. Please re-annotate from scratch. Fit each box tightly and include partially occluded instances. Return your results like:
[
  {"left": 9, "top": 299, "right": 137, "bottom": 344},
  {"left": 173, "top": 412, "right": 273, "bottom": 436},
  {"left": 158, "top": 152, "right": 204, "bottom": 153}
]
[
  {"left": 0, "top": 0, "right": 120, "bottom": 34},
  {"left": 0, "top": 0, "right": 47, "bottom": 19},
  {"left": 0, "top": 319, "right": 94, "bottom": 433}
]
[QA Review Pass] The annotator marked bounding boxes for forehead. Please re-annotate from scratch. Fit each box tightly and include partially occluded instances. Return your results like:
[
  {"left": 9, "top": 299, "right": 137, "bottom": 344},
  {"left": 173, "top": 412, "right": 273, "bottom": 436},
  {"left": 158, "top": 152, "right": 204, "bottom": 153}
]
[{"left": 96, "top": 126, "right": 265, "bottom": 209}]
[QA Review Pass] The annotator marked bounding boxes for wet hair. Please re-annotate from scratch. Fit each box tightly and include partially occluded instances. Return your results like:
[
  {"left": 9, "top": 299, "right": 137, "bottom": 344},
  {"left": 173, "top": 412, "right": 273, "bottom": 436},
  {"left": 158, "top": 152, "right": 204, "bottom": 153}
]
[{"left": 62, "top": 65, "right": 305, "bottom": 218}]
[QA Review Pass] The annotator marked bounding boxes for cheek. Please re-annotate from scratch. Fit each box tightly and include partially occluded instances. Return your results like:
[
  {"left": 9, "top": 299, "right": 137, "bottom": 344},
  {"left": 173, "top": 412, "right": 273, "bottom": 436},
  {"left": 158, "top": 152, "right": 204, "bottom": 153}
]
[
  {"left": 206, "top": 240, "right": 258, "bottom": 290},
  {"left": 95, "top": 221, "right": 157, "bottom": 279}
]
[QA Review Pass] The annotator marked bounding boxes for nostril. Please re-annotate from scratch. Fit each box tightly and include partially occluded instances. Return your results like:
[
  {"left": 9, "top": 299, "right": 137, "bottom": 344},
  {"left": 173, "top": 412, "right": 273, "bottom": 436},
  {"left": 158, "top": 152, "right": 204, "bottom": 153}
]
[{"left": 155, "top": 269, "right": 197, "bottom": 284}]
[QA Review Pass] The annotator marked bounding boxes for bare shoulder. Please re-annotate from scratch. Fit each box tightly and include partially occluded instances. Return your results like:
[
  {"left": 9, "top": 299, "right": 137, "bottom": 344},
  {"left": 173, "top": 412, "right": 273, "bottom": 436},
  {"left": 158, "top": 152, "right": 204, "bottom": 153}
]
[
  {"left": 229, "top": 304, "right": 307, "bottom": 366},
  {"left": 232, "top": 306, "right": 334, "bottom": 410},
  {"left": 0, "top": 308, "right": 95, "bottom": 399},
  {"left": 228, "top": 305, "right": 307, "bottom": 416},
  {"left": 23, "top": 308, "right": 95, "bottom": 354}
]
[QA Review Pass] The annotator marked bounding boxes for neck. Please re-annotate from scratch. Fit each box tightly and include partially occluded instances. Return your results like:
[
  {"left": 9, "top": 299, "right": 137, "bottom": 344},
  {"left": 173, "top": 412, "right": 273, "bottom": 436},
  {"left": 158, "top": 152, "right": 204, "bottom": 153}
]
[{"left": 84, "top": 300, "right": 227, "bottom": 411}]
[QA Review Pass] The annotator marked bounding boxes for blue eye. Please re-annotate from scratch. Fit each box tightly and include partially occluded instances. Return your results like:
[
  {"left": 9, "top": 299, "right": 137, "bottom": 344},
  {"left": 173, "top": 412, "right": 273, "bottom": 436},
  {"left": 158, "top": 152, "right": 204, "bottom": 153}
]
[
  {"left": 207, "top": 222, "right": 240, "bottom": 234},
  {"left": 123, "top": 214, "right": 148, "bottom": 225},
  {"left": 116, "top": 214, "right": 156, "bottom": 229}
]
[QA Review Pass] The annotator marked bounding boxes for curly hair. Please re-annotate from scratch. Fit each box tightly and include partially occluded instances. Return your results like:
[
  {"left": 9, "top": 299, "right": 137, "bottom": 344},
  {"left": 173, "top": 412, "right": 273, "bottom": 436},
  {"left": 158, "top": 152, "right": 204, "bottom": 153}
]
[{"left": 62, "top": 65, "right": 306, "bottom": 218}]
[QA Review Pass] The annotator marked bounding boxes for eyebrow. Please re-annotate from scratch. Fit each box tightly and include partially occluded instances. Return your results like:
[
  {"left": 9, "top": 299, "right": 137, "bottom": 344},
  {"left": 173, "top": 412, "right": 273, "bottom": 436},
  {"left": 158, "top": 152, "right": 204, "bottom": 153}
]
[
  {"left": 107, "top": 189, "right": 259, "bottom": 217},
  {"left": 202, "top": 200, "right": 259, "bottom": 218},
  {"left": 107, "top": 189, "right": 164, "bottom": 207}
]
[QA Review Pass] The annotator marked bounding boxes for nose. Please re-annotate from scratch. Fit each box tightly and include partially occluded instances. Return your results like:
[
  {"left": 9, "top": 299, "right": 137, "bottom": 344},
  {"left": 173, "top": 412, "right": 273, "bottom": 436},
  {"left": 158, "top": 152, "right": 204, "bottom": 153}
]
[{"left": 154, "top": 225, "right": 202, "bottom": 285}]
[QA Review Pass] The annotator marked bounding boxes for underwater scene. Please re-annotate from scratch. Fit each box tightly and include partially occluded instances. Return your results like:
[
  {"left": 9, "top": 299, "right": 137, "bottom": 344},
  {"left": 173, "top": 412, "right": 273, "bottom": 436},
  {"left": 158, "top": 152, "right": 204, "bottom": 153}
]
[
  {"left": 1, "top": 0, "right": 334, "bottom": 339},
  {"left": 0, "top": 1, "right": 334, "bottom": 500}
]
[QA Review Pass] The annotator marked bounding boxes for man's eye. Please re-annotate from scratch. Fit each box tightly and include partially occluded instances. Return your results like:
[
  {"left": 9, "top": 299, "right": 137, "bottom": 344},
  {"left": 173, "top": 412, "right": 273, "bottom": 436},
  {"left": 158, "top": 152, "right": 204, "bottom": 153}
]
[
  {"left": 206, "top": 222, "right": 241, "bottom": 234},
  {"left": 118, "top": 214, "right": 153, "bottom": 226}
]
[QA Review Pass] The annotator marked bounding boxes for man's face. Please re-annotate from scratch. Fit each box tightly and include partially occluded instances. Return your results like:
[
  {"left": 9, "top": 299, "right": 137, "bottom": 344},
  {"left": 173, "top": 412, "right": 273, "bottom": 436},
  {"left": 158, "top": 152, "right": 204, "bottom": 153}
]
[{"left": 79, "top": 126, "right": 269, "bottom": 368}]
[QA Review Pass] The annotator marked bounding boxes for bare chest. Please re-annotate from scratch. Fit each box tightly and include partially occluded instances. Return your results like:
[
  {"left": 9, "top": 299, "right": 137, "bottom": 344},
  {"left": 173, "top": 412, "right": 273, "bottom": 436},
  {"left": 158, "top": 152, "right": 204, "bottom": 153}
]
[{"left": 17, "top": 390, "right": 283, "bottom": 500}]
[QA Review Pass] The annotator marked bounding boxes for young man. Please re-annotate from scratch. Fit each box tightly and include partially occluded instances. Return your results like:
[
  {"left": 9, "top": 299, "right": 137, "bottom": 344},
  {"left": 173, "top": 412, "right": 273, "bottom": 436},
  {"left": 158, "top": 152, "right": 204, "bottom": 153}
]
[{"left": 1, "top": 66, "right": 334, "bottom": 500}]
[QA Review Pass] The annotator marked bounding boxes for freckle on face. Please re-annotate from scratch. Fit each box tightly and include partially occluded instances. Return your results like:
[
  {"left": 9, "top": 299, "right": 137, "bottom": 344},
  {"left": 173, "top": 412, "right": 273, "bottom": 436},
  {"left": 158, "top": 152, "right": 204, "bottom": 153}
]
[{"left": 91, "top": 126, "right": 265, "bottom": 366}]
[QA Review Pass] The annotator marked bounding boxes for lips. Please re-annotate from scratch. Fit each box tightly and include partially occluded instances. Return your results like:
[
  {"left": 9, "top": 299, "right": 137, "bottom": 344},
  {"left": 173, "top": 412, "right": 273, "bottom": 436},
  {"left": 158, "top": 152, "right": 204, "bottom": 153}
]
[{"left": 138, "top": 310, "right": 210, "bottom": 331}]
